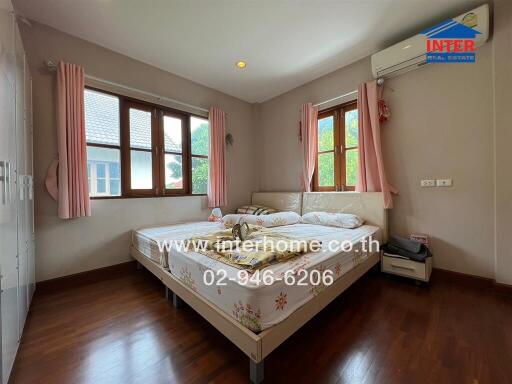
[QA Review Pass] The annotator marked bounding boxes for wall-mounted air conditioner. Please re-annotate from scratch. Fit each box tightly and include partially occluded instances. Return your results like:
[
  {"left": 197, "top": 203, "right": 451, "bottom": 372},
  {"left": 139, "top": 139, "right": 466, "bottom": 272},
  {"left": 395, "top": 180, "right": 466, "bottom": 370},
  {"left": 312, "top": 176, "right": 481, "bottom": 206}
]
[{"left": 371, "top": 4, "right": 489, "bottom": 79}]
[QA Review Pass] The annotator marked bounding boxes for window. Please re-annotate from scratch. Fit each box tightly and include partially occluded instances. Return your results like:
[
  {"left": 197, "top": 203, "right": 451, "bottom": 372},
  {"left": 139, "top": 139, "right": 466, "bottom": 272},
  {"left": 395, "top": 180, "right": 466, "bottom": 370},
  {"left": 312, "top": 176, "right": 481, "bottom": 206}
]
[
  {"left": 84, "top": 88, "right": 209, "bottom": 198},
  {"left": 125, "top": 102, "right": 157, "bottom": 195},
  {"left": 313, "top": 101, "right": 359, "bottom": 191},
  {"left": 190, "top": 117, "right": 209, "bottom": 194},
  {"left": 162, "top": 114, "right": 183, "bottom": 191},
  {"left": 85, "top": 89, "right": 121, "bottom": 197}
]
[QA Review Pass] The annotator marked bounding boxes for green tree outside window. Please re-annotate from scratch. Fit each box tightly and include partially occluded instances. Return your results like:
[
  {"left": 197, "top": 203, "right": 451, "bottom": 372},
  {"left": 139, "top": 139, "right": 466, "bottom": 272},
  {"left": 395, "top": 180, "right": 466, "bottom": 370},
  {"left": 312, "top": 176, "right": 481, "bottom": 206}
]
[{"left": 167, "top": 122, "right": 209, "bottom": 193}]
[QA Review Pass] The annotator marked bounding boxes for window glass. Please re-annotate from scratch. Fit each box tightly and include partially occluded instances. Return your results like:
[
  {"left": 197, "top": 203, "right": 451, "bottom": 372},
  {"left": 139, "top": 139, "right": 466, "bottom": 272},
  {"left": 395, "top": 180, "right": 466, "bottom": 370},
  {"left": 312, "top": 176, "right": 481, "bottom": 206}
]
[
  {"left": 318, "top": 152, "right": 334, "bottom": 186},
  {"left": 164, "top": 116, "right": 182, "bottom": 153},
  {"left": 192, "top": 157, "right": 208, "bottom": 194},
  {"left": 84, "top": 89, "right": 120, "bottom": 145},
  {"left": 87, "top": 163, "right": 91, "bottom": 193},
  {"left": 97, "top": 178, "right": 106, "bottom": 194},
  {"left": 96, "top": 163, "right": 106, "bottom": 178},
  {"left": 165, "top": 154, "right": 183, "bottom": 189},
  {"left": 129, "top": 108, "right": 152, "bottom": 150},
  {"left": 191, "top": 117, "right": 209, "bottom": 156},
  {"left": 130, "top": 150, "right": 153, "bottom": 189},
  {"left": 109, "top": 179, "right": 120, "bottom": 196},
  {"left": 86, "top": 147, "right": 121, "bottom": 197},
  {"left": 109, "top": 163, "right": 120, "bottom": 179},
  {"left": 318, "top": 116, "right": 334, "bottom": 152},
  {"left": 345, "top": 109, "right": 358, "bottom": 148},
  {"left": 109, "top": 163, "right": 121, "bottom": 195},
  {"left": 346, "top": 149, "right": 358, "bottom": 186}
]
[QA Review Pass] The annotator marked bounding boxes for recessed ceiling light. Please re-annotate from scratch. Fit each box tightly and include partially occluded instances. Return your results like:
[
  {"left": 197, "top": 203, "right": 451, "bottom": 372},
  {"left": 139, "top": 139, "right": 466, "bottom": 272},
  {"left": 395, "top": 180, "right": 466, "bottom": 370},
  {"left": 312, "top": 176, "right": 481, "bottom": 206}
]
[
  {"left": 236, "top": 61, "right": 247, "bottom": 69},
  {"left": 402, "top": 45, "right": 412, "bottom": 50}
]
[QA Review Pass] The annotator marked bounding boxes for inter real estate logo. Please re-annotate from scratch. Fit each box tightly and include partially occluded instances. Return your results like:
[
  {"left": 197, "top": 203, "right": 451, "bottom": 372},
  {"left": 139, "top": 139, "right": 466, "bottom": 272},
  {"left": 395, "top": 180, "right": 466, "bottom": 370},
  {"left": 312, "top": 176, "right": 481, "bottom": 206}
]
[{"left": 422, "top": 12, "right": 481, "bottom": 63}]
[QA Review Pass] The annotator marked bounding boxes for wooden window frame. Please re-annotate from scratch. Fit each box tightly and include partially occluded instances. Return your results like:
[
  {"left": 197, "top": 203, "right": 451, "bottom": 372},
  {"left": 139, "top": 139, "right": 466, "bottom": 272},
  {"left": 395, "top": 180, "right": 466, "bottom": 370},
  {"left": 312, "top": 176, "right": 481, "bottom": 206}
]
[
  {"left": 313, "top": 100, "right": 358, "bottom": 192},
  {"left": 160, "top": 110, "right": 189, "bottom": 196},
  {"left": 85, "top": 86, "right": 208, "bottom": 199}
]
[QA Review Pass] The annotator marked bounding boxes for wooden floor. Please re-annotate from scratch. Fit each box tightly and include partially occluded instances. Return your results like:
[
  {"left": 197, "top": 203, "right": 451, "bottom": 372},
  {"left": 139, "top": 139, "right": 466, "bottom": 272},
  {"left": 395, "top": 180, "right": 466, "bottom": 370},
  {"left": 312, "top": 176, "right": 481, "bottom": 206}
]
[{"left": 10, "top": 265, "right": 512, "bottom": 384}]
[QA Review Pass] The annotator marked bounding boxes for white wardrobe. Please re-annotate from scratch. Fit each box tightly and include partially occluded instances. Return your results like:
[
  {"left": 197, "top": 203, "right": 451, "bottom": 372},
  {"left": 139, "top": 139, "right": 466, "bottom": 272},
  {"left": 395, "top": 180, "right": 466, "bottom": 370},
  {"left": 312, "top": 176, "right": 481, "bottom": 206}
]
[{"left": 0, "top": 1, "right": 35, "bottom": 382}]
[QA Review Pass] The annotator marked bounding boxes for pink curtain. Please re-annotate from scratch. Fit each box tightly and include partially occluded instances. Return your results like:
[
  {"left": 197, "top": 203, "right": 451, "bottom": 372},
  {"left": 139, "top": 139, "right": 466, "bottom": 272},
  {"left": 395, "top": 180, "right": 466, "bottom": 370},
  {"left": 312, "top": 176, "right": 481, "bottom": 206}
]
[
  {"left": 300, "top": 103, "right": 319, "bottom": 192},
  {"left": 356, "top": 80, "right": 397, "bottom": 209},
  {"left": 207, "top": 107, "right": 227, "bottom": 207},
  {"left": 55, "top": 61, "right": 91, "bottom": 218}
]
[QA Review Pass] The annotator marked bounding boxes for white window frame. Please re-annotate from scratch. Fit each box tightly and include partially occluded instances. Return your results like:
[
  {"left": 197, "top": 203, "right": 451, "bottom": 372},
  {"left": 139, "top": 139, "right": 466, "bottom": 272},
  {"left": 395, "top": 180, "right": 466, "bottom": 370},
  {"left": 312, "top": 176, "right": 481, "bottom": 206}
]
[{"left": 88, "top": 160, "right": 120, "bottom": 197}]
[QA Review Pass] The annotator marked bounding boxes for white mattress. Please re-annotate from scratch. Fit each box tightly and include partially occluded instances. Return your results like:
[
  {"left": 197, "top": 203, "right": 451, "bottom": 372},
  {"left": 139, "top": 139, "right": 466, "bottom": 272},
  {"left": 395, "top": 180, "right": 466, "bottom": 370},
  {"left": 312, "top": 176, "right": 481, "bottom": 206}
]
[
  {"left": 134, "top": 222, "right": 381, "bottom": 332},
  {"left": 131, "top": 221, "right": 224, "bottom": 266}
]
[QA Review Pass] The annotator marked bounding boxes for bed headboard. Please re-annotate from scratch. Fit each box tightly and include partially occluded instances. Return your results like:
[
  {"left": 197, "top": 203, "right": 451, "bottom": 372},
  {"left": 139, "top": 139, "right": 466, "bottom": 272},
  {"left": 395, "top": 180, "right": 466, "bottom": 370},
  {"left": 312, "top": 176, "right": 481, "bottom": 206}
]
[
  {"left": 251, "top": 191, "right": 387, "bottom": 240},
  {"left": 251, "top": 192, "right": 302, "bottom": 215},
  {"left": 303, "top": 192, "right": 388, "bottom": 241}
]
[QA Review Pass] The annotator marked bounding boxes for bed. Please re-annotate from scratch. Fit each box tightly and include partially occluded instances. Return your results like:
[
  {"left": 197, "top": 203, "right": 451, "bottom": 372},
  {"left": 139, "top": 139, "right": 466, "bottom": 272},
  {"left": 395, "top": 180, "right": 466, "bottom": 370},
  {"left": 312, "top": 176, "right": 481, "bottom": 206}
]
[{"left": 130, "top": 192, "right": 387, "bottom": 383}]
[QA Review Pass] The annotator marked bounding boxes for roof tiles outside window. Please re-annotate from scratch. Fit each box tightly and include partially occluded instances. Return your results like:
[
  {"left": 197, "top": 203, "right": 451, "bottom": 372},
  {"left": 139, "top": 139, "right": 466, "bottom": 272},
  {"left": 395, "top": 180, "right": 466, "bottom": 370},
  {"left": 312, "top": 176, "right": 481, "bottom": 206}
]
[
  {"left": 129, "top": 108, "right": 152, "bottom": 150},
  {"left": 85, "top": 89, "right": 180, "bottom": 152},
  {"left": 84, "top": 89, "right": 120, "bottom": 146}
]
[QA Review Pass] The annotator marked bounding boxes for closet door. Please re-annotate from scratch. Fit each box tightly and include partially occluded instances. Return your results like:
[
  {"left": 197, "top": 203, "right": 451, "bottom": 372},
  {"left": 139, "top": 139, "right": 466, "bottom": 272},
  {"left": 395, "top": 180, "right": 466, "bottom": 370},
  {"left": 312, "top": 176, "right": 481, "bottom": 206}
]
[
  {"left": 14, "top": 22, "right": 28, "bottom": 337},
  {"left": 0, "top": 6, "right": 19, "bottom": 383},
  {"left": 26, "top": 74, "right": 34, "bottom": 302}
]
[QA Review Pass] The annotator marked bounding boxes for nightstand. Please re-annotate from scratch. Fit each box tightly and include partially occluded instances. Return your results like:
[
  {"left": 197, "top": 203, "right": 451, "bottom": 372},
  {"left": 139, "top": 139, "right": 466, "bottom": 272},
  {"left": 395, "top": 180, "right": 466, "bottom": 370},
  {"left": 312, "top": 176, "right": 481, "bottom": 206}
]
[{"left": 381, "top": 252, "right": 432, "bottom": 282}]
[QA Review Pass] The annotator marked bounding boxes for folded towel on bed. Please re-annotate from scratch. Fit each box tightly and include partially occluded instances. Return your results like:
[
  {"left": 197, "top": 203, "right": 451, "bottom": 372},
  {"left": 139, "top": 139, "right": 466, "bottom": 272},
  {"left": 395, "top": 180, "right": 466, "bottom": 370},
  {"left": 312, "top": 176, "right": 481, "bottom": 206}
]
[{"left": 188, "top": 225, "right": 320, "bottom": 270}]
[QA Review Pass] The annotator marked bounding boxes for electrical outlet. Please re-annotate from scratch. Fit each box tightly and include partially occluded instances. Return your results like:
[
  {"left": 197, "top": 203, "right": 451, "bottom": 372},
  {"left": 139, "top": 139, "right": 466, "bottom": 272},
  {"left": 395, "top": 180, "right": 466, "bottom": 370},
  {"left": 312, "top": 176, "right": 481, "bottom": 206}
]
[
  {"left": 420, "top": 179, "right": 436, "bottom": 187},
  {"left": 436, "top": 178, "right": 452, "bottom": 187}
]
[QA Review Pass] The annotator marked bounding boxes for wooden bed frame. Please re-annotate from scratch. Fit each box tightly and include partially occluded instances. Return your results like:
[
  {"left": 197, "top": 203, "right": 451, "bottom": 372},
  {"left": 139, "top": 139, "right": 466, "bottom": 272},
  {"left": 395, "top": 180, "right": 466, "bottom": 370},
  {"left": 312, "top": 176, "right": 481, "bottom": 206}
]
[{"left": 130, "top": 192, "right": 386, "bottom": 383}]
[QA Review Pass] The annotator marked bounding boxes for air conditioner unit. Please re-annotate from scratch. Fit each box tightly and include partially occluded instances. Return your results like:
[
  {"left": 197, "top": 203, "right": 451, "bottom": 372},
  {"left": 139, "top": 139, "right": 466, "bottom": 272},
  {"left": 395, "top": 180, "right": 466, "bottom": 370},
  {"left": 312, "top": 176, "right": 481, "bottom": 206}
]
[{"left": 371, "top": 4, "right": 489, "bottom": 79}]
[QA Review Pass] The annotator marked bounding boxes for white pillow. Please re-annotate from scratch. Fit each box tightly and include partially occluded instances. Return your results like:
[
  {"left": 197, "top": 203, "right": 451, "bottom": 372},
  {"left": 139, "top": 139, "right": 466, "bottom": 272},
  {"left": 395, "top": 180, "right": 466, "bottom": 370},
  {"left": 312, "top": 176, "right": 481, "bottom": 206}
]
[
  {"left": 302, "top": 211, "right": 364, "bottom": 229},
  {"left": 247, "top": 211, "right": 301, "bottom": 227},
  {"left": 222, "top": 214, "right": 249, "bottom": 228},
  {"left": 223, "top": 212, "right": 301, "bottom": 228}
]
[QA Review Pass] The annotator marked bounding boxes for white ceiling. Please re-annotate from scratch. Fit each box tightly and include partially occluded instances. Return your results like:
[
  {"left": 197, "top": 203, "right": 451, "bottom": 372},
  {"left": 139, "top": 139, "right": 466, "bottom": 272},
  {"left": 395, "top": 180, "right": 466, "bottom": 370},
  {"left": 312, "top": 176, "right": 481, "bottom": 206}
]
[{"left": 14, "top": 0, "right": 483, "bottom": 103}]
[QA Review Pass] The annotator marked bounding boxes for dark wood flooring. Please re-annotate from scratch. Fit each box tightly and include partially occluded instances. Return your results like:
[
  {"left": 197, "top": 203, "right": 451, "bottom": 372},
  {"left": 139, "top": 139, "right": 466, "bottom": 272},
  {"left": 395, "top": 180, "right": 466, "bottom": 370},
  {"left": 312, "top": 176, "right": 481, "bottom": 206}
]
[{"left": 10, "top": 266, "right": 512, "bottom": 384}]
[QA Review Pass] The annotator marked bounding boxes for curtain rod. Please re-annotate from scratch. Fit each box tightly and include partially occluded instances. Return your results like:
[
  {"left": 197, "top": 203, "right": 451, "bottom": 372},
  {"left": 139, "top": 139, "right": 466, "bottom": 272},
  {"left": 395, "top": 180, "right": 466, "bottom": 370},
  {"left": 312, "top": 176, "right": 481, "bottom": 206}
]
[
  {"left": 44, "top": 60, "right": 210, "bottom": 114},
  {"left": 313, "top": 90, "right": 358, "bottom": 108},
  {"left": 313, "top": 78, "right": 385, "bottom": 108}
]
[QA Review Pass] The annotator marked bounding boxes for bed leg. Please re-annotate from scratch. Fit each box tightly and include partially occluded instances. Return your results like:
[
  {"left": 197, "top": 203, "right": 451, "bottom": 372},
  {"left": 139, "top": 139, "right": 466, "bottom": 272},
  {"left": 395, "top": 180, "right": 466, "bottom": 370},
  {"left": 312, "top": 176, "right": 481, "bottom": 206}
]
[
  {"left": 250, "top": 359, "right": 264, "bottom": 384},
  {"left": 165, "top": 287, "right": 172, "bottom": 300},
  {"left": 173, "top": 292, "right": 185, "bottom": 308}
]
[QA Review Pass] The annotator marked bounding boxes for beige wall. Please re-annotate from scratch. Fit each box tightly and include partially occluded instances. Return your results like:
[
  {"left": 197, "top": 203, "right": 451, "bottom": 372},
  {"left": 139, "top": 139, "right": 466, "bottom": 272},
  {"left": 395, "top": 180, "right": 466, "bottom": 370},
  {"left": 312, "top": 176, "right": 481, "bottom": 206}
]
[
  {"left": 259, "top": 45, "right": 496, "bottom": 278},
  {"left": 21, "top": 14, "right": 512, "bottom": 283},
  {"left": 493, "top": 0, "right": 512, "bottom": 285},
  {"left": 20, "top": 22, "right": 258, "bottom": 282}
]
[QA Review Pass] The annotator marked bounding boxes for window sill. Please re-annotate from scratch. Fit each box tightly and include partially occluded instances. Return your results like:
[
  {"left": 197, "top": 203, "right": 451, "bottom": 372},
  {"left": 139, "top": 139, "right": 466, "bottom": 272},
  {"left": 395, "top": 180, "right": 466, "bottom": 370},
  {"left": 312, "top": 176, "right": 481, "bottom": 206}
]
[
  {"left": 311, "top": 189, "right": 356, "bottom": 193},
  {"left": 90, "top": 194, "right": 207, "bottom": 200}
]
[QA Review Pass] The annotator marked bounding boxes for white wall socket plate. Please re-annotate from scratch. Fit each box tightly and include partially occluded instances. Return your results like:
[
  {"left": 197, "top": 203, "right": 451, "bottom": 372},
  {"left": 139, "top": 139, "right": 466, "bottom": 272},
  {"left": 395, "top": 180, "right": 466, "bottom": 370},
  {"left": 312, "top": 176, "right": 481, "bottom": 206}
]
[
  {"left": 436, "top": 178, "right": 453, "bottom": 187},
  {"left": 421, "top": 179, "right": 436, "bottom": 187}
]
